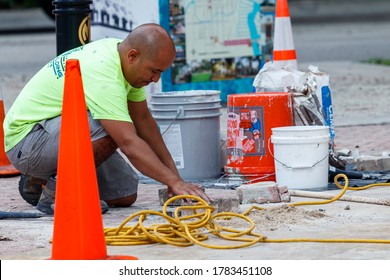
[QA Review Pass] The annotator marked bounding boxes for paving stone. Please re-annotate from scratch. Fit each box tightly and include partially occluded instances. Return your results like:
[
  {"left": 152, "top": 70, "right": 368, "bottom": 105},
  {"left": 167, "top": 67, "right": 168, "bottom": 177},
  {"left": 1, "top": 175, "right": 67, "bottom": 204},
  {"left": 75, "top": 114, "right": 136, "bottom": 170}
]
[
  {"left": 158, "top": 188, "right": 239, "bottom": 214},
  {"left": 379, "top": 157, "right": 390, "bottom": 171},
  {"left": 334, "top": 125, "right": 390, "bottom": 156},
  {"left": 356, "top": 156, "right": 383, "bottom": 171},
  {"left": 158, "top": 187, "right": 209, "bottom": 206},
  {"left": 278, "top": 186, "right": 291, "bottom": 203},
  {"left": 236, "top": 181, "right": 290, "bottom": 204},
  {"left": 158, "top": 188, "right": 183, "bottom": 206},
  {"left": 207, "top": 189, "right": 240, "bottom": 213}
]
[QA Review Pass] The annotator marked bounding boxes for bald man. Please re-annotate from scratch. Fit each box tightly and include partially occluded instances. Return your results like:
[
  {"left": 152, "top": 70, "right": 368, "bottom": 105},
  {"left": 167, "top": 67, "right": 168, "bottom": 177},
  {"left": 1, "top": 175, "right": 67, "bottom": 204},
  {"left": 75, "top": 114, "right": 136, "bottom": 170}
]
[{"left": 4, "top": 23, "right": 210, "bottom": 215}]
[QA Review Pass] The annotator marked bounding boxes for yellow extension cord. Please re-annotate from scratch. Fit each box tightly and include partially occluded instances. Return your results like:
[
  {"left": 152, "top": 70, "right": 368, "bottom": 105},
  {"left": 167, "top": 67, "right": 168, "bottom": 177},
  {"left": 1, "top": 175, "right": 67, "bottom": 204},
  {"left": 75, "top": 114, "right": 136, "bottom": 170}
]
[{"left": 104, "top": 174, "right": 390, "bottom": 249}]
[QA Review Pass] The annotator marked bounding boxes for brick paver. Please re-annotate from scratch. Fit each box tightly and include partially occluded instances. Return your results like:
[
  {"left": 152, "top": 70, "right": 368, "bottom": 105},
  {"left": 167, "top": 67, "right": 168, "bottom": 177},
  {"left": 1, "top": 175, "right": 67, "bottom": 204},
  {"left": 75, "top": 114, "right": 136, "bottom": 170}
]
[{"left": 334, "top": 124, "right": 390, "bottom": 156}]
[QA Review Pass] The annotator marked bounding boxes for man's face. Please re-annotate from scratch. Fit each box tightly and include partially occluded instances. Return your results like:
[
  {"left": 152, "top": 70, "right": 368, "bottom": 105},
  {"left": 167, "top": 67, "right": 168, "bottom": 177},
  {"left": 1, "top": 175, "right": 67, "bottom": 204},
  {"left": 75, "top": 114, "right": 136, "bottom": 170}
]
[{"left": 124, "top": 49, "right": 175, "bottom": 88}]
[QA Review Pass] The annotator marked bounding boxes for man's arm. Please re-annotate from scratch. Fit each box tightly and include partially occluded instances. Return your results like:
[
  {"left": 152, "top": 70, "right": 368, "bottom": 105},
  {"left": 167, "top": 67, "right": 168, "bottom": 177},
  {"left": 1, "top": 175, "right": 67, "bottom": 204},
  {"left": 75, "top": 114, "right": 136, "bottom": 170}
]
[
  {"left": 127, "top": 100, "right": 182, "bottom": 179},
  {"left": 99, "top": 103, "right": 209, "bottom": 202}
]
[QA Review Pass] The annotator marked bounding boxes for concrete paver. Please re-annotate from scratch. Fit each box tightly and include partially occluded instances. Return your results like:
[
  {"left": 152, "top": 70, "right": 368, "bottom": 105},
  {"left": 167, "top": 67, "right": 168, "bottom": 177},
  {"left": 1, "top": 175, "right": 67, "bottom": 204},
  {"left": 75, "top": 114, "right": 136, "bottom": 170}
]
[{"left": 334, "top": 124, "right": 390, "bottom": 156}]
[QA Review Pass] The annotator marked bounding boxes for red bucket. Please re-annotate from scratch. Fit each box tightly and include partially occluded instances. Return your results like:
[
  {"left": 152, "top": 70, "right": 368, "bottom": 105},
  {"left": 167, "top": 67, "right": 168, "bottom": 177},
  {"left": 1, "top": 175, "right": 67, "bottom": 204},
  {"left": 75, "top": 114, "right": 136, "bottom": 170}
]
[{"left": 224, "top": 92, "right": 293, "bottom": 181}]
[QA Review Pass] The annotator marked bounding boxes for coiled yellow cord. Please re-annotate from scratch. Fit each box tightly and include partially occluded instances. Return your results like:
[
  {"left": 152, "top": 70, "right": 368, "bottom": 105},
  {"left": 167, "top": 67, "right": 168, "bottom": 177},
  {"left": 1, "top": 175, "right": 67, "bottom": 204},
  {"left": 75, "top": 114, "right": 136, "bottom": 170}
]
[
  {"left": 104, "top": 174, "right": 390, "bottom": 248},
  {"left": 105, "top": 194, "right": 266, "bottom": 249}
]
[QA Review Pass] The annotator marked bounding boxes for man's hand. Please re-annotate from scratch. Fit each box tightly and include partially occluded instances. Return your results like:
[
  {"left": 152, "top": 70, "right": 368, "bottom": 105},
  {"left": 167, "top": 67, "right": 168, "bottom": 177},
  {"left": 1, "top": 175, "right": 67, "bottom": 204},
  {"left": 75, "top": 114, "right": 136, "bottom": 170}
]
[{"left": 167, "top": 181, "right": 211, "bottom": 204}]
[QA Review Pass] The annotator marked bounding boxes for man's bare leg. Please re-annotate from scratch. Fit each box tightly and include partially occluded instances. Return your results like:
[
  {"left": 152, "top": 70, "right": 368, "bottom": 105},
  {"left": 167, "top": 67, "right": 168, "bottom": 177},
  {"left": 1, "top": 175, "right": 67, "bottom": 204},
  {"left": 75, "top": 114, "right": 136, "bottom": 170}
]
[{"left": 93, "top": 136, "right": 138, "bottom": 207}]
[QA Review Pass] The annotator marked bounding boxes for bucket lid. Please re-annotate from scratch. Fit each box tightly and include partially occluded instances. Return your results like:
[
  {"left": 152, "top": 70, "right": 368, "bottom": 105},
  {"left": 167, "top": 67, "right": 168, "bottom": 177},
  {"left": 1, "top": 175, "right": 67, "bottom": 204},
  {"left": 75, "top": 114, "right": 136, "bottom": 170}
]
[
  {"left": 271, "top": 135, "right": 330, "bottom": 144},
  {"left": 272, "top": 126, "right": 330, "bottom": 133},
  {"left": 150, "top": 99, "right": 221, "bottom": 106},
  {"left": 272, "top": 126, "right": 330, "bottom": 138},
  {"left": 149, "top": 105, "right": 221, "bottom": 112},
  {"left": 151, "top": 90, "right": 220, "bottom": 98}
]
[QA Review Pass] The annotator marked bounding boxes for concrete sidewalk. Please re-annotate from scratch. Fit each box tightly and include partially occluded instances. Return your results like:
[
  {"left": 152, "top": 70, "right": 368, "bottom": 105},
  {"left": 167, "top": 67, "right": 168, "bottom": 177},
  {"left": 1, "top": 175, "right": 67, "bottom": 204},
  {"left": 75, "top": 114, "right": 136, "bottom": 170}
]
[{"left": 1, "top": 172, "right": 390, "bottom": 260}]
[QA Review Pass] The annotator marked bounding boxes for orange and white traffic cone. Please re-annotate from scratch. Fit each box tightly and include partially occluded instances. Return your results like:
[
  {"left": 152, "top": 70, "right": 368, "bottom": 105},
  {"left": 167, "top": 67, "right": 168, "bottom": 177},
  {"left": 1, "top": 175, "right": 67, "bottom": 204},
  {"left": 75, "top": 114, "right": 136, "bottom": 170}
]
[
  {"left": 0, "top": 93, "right": 20, "bottom": 176},
  {"left": 273, "top": 0, "right": 298, "bottom": 69}
]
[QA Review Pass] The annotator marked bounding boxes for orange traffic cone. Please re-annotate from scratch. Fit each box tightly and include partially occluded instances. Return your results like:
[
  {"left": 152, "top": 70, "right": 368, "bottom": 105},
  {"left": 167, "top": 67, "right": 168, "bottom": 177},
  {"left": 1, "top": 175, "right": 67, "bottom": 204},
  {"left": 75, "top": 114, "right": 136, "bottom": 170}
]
[
  {"left": 273, "top": 0, "right": 297, "bottom": 69},
  {"left": 0, "top": 93, "right": 20, "bottom": 176},
  {"left": 50, "top": 59, "right": 136, "bottom": 260}
]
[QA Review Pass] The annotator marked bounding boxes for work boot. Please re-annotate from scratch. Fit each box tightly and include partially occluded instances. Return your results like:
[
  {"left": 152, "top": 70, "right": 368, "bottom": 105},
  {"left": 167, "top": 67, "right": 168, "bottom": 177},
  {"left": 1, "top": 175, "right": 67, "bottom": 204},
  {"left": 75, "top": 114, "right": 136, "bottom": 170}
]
[
  {"left": 36, "top": 176, "right": 109, "bottom": 215},
  {"left": 18, "top": 174, "right": 45, "bottom": 206}
]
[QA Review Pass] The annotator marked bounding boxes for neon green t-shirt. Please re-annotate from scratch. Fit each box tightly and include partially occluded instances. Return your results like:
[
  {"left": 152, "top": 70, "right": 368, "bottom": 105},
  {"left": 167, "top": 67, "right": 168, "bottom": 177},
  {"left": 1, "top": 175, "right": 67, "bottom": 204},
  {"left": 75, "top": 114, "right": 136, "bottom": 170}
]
[{"left": 3, "top": 38, "right": 146, "bottom": 152}]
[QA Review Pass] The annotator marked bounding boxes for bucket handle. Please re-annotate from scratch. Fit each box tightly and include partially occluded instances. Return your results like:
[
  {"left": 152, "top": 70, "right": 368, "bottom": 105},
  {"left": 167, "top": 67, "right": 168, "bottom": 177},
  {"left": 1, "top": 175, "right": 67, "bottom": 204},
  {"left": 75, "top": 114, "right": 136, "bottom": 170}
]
[
  {"left": 160, "top": 107, "right": 183, "bottom": 135},
  {"left": 267, "top": 138, "right": 329, "bottom": 169}
]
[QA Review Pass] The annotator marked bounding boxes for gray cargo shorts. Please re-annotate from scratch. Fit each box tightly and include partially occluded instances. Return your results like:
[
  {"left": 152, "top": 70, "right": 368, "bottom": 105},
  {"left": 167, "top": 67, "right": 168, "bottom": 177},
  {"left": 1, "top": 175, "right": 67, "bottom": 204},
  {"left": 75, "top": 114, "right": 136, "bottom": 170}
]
[{"left": 6, "top": 112, "right": 139, "bottom": 201}]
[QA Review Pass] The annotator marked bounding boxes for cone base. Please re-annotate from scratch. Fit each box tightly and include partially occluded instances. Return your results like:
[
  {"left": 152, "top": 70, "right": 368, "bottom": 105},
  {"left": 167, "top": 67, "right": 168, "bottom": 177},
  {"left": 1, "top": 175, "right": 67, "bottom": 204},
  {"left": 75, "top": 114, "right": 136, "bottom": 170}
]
[
  {"left": 107, "top": 255, "right": 138, "bottom": 260},
  {"left": 0, "top": 165, "right": 21, "bottom": 176},
  {"left": 48, "top": 255, "right": 138, "bottom": 260}
]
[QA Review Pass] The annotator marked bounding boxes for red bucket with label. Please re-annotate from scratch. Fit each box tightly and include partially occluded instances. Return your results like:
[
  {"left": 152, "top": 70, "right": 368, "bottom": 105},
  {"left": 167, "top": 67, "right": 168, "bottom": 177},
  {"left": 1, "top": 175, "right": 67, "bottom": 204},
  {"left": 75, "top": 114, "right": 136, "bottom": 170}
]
[{"left": 224, "top": 92, "right": 293, "bottom": 181}]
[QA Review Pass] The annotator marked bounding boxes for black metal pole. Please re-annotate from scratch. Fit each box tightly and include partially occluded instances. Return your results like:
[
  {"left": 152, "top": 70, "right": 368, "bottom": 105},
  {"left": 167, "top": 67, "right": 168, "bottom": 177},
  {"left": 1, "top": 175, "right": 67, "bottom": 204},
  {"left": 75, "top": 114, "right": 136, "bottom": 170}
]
[{"left": 53, "top": 0, "right": 93, "bottom": 56}]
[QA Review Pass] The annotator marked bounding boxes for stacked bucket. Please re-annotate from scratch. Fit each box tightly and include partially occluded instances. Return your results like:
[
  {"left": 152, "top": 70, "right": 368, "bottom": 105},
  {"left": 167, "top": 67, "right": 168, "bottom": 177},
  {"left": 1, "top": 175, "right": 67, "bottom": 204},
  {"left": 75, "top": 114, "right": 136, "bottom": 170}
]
[{"left": 149, "top": 90, "right": 222, "bottom": 181}]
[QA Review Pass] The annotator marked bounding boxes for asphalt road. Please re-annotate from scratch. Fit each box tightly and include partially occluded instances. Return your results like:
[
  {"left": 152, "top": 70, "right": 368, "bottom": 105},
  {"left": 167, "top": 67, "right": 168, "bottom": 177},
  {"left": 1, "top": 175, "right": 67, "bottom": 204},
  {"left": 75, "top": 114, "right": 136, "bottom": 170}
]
[
  {"left": 1, "top": 18, "right": 390, "bottom": 75},
  {"left": 293, "top": 20, "right": 390, "bottom": 63}
]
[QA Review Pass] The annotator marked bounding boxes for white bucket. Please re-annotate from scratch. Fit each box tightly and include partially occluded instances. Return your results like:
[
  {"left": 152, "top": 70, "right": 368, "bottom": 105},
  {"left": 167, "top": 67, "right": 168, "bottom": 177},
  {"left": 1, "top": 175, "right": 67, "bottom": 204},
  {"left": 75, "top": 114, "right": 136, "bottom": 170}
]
[
  {"left": 270, "top": 126, "right": 330, "bottom": 190},
  {"left": 149, "top": 90, "right": 221, "bottom": 180}
]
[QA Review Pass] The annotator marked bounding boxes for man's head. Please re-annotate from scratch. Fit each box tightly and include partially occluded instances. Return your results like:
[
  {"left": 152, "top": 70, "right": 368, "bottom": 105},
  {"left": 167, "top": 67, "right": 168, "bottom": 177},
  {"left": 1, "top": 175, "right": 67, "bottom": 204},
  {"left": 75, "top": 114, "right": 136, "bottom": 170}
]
[{"left": 118, "top": 23, "right": 176, "bottom": 88}]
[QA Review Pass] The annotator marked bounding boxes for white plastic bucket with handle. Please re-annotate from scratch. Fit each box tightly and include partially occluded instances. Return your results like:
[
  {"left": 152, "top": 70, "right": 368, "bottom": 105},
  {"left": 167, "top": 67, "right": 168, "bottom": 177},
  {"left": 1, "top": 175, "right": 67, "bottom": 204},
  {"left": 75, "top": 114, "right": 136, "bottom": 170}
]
[{"left": 270, "top": 126, "right": 330, "bottom": 190}]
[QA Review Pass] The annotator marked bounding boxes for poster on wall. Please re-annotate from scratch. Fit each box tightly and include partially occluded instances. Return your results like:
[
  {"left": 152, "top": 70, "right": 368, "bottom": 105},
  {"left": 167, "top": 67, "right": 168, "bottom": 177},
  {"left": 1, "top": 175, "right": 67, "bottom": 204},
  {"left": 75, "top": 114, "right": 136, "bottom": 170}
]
[
  {"left": 90, "top": 0, "right": 275, "bottom": 102},
  {"left": 90, "top": 0, "right": 160, "bottom": 40},
  {"left": 160, "top": 0, "right": 275, "bottom": 102},
  {"left": 90, "top": 0, "right": 161, "bottom": 95}
]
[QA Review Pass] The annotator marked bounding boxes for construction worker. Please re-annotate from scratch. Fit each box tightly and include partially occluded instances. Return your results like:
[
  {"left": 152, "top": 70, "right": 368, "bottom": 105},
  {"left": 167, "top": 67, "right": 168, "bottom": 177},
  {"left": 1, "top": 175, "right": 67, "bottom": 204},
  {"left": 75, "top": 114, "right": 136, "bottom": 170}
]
[{"left": 3, "top": 23, "right": 210, "bottom": 215}]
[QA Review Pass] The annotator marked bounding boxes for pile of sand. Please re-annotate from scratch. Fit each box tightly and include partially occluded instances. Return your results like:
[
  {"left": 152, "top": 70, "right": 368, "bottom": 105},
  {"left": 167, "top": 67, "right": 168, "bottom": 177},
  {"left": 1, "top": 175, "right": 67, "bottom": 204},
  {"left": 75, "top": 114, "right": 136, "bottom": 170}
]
[{"left": 216, "top": 205, "right": 328, "bottom": 232}]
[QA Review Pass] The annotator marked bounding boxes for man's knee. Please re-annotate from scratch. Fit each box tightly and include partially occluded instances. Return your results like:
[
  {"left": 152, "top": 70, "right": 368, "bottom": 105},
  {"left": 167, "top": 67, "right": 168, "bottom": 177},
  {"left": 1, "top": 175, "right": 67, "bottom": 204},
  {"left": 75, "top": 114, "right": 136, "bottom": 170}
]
[
  {"left": 93, "top": 135, "right": 118, "bottom": 166},
  {"left": 105, "top": 192, "right": 137, "bottom": 207}
]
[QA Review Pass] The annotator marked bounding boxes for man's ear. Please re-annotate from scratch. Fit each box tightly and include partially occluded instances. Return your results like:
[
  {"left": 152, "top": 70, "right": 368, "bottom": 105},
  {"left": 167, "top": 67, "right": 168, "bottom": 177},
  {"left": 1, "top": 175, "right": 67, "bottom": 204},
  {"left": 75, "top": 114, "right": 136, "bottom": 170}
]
[{"left": 127, "top": 49, "right": 139, "bottom": 63}]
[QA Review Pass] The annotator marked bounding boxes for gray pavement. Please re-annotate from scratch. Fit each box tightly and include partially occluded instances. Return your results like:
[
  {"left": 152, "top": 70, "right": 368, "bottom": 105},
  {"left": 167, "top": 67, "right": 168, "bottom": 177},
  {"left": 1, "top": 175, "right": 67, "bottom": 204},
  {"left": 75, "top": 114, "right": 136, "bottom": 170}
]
[
  {"left": 1, "top": 4, "right": 390, "bottom": 263},
  {"left": 2, "top": 176, "right": 390, "bottom": 261},
  {"left": 290, "top": 0, "right": 390, "bottom": 23},
  {"left": 0, "top": 7, "right": 54, "bottom": 33}
]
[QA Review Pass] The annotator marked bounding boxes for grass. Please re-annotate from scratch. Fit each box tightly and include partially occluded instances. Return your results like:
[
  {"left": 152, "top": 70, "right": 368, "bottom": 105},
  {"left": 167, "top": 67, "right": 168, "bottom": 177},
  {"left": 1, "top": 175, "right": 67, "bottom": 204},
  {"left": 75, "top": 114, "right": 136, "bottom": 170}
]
[
  {"left": 191, "top": 72, "right": 212, "bottom": 83},
  {"left": 364, "top": 58, "right": 390, "bottom": 66}
]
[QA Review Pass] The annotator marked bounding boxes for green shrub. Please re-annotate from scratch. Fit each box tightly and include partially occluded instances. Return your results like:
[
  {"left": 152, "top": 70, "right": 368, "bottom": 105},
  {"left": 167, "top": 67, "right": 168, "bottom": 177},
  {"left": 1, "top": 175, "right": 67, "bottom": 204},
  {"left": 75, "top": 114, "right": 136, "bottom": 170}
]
[{"left": 365, "top": 58, "right": 390, "bottom": 66}]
